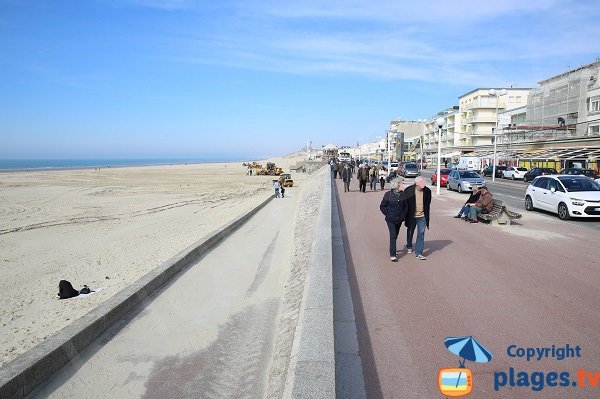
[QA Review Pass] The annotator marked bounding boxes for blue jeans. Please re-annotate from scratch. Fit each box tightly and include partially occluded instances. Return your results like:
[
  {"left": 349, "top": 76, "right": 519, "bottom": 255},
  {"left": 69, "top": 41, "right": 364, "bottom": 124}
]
[
  {"left": 386, "top": 221, "right": 402, "bottom": 257},
  {"left": 406, "top": 217, "right": 426, "bottom": 256},
  {"left": 469, "top": 205, "right": 483, "bottom": 219}
]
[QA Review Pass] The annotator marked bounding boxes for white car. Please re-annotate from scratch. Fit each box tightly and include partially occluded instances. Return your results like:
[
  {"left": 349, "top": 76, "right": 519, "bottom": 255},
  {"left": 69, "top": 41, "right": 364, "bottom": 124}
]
[
  {"left": 503, "top": 166, "right": 528, "bottom": 180},
  {"left": 525, "top": 175, "right": 600, "bottom": 220}
]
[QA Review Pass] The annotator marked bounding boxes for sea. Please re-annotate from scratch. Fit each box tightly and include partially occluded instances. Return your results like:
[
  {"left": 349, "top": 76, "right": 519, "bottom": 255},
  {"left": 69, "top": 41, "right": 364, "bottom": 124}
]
[{"left": 0, "top": 158, "right": 243, "bottom": 172}]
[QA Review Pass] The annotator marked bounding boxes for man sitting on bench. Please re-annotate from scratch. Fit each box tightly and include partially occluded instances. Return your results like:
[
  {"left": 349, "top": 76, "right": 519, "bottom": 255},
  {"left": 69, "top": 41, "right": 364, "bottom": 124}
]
[{"left": 468, "top": 186, "right": 493, "bottom": 223}]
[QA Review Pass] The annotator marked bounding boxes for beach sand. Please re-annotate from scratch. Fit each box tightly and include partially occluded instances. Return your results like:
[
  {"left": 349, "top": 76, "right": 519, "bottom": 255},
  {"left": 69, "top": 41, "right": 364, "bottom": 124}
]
[{"left": 0, "top": 152, "right": 311, "bottom": 367}]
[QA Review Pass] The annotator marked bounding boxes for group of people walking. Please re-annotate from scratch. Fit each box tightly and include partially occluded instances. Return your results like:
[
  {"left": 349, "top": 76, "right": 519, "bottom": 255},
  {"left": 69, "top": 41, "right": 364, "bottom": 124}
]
[
  {"left": 379, "top": 176, "right": 431, "bottom": 261},
  {"left": 331, "top": 160, "right": 396, "bottom": 193}
]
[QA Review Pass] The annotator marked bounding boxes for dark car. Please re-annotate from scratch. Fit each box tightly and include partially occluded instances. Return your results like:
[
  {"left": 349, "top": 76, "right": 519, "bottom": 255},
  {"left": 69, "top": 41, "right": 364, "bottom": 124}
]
[
  {"left": 523, "top": 167, "right": 558, "bottom": 182},
  {"left": 481, "top": 165, "right": 507, "bottom": 177},
  {"left": 559, "top": 168, "right": 599, "bottom": 179}
]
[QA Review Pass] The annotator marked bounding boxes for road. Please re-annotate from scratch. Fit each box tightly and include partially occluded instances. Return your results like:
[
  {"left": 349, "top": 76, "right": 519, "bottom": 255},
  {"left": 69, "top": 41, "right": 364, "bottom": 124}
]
[
  {"left": 335, "top": 175, "right": 600, "bottom": 398},
  {"left": 422, "top": 170, "right": 600, "bottom": 232}
]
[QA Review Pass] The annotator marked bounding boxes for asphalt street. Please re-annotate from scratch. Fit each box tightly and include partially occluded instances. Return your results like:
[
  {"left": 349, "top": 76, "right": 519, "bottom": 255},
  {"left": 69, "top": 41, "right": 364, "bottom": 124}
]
[{"left": 335, "top": 175, "right": 600, "bottom": 399}]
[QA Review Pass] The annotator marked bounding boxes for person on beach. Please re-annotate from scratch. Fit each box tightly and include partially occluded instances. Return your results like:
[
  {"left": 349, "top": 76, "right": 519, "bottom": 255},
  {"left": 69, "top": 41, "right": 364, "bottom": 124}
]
[
  {"left": 404, "top": 176, "right": 431, "bottom": 260},
  {"left": 341, "top": 163, "right": 352, "bottom": 192},
  {"left": 273, "top": 180, "right": 281, "bottom": 198},
  {"left": 455, "top": 187, "right": 480, "bottom": 219},
  {"left": 357, "top": 164, "right": 369, "bottom": 193},
  {"left": 379, "top": 177, "right": 409, "bottom": 262},
  {"left": 467, "top": 185, "right": 493, "bottom": 223}
]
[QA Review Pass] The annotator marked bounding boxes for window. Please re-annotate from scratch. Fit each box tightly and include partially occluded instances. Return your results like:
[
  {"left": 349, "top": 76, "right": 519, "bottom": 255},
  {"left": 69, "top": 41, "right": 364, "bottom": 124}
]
[
  {"left": 516, "top": 96, "right": 522, "bottom": 102},
  {"left": 589, "top": 125, "right": 599, "bottom": 134},
  {"left": 533, "top": 177, "right": 547, "bottom": 188},
  {"left": 590, "top": 99, "right": 600, "bottom": 112}
]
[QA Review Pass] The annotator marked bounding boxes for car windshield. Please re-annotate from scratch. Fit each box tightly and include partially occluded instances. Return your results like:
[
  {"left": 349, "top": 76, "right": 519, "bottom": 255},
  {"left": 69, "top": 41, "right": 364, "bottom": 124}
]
[
  {"left": 581, "top": 170, "right": 596, "bottom": 178},
  {"left": 405, "top": 164, "right": 417, "bottom": 170},
  {"left": 516, "top": 167, "right": 527, "bottom": 171},
  {"left": 460, "top": 171, "right": 480, "bottom": 178},
  {"left": 440, "top": 169, "right": 451, "bottom": 175},
  {"left": 558, "top": 177, "right": 600, "bottom": 192}
]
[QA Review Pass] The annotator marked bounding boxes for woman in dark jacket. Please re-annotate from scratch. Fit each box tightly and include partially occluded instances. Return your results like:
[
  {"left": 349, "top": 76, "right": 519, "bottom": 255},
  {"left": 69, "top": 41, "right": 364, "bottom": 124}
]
[{"left": 379, "top": 177, "right": 409, "bottom": 262}]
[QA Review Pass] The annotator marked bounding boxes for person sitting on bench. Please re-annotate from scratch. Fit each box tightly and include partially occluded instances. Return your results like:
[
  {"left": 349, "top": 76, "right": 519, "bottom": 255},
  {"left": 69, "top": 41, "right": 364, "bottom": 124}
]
[
  {"left": 455, "top": 187, "right": 481, "bottom": 220},
  {"left": 468, "top": 186, "right": 493, "bottom": 223}
]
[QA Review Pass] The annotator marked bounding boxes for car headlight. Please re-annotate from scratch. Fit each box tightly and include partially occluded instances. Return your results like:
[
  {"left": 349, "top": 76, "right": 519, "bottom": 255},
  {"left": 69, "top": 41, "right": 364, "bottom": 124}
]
[{"left": 570, "top": 198, "right": 585, "bottom": 206}]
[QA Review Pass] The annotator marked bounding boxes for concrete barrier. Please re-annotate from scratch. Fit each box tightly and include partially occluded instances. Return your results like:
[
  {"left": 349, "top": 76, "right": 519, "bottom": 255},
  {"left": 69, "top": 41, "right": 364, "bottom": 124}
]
[
  {"left": 0, "top": 194, "right": 274, "bottom": 399},
  {"left": 283, "top": 170, "right": 336, "bottom": 398}
]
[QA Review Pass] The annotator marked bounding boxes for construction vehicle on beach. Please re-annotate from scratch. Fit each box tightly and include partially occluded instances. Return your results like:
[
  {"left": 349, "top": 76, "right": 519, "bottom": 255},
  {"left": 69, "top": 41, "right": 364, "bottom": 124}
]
[{"left": 281, "top": 173, "right": 294, "bottom": 187}]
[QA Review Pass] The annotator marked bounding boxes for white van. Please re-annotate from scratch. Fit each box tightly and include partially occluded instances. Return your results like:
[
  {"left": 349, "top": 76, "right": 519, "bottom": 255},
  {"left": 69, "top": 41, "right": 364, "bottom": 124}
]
[{"left": 457, "top": 156, "right": 481, "bottom": 171}]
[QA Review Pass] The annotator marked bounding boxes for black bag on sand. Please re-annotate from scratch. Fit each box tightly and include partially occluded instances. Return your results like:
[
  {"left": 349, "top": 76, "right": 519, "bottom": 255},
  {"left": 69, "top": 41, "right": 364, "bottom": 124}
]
[{"left": 58, "top": 280, "right": 80, "bottom": 299}]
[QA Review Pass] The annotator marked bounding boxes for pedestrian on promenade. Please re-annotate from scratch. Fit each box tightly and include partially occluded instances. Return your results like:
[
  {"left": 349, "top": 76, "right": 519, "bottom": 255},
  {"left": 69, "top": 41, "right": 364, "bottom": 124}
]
[
  {"left": 379, "top": 166, "right": 387, "bottom": 190},
  {"left": 369, "top": 165, "right": 378, "bottom": 191},
  {"left": 358, "top": 164, "right": 369, "bottom": 193},
  {"left": 331, "top": 161, "right": 338, "bottom": 179},
  {"left": 341, "top": 163, "right": 352, "bottom": 192},
  {"left": 379, "top": 177, "right": 409, "bottom": 262},
  {"left": 281, "top": 185, "right": 285, "bottom": 198},
  {"left": 467, "top": 186, "right": 493, "bottom": 223},
  {"left": 338, "top": 162, "right": 345, "bottom": 179},
  {"left": 404, "top": 176, "right": 431, "bottom": 260},
  {"left": 273, "top": 180, "right": 281, "bottom": 198},
  {"left": 455, "top": 187, "right": 480, "bottom": 219}
]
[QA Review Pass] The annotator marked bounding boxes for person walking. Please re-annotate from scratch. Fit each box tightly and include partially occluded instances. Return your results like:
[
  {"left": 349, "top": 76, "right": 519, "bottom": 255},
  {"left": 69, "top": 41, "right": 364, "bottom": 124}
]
[
  {"left": 379, "top": 166, "right": 387, "bottom": 190},
  {"left": 357, "top": 164, "right": 369, "bottom": 193},
  {"left": 455, "top": 187, "right": 480, "bottom": 219},
  {"left": 369, "top": 165, "right": 378, "bottom": 191},
  {"left": 380, "top": 177, "right": 408, "bottom": 262},
  {"left": 404, "top": 176, "right": 431, "bottom": 260},
  {"left": 273, "top": 180, "right": 281, "bottom": 198},
  {"left": 341, "top": 163, "right": 352, "bottom": 192},
  {"left": 467, "top": 185, "right": 493, "bottom": 223}
]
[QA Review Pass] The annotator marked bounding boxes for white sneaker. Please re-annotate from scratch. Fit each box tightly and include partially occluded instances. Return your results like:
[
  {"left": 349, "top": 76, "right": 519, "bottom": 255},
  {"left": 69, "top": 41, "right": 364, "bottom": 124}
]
[
  {"left": 416, "top": 254, "right": 426, "bottom": 260},
  {"left": 406, "top": 248, "right": 413, "bottom": 254},
  {"left": 390, "top": 256, "right": 398, "bottom": 262}
]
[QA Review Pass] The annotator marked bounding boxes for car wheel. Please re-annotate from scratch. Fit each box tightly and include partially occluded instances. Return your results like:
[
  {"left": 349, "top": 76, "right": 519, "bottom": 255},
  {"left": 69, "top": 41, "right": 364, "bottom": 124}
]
[
  {"left": 458, "top": 184, "right": 463, "bottom": 193},
  {"left": 525, "top": 195, "right": 534, "bottom": 211},
  {"left": 446, "top": 182, "right": 451, "bottom": 191},
  {"left": 511, "top": 175, "right": 515, "bottom": 180},
  {"left": 558, "top": 203, "right": 570, "bottom": 220}
]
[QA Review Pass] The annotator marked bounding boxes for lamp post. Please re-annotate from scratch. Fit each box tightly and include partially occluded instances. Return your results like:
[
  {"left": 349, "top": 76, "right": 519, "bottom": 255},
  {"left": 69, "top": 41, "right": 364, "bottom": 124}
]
[
  {"left": 489, "top": 88, "right": 507, "bottom": 182},
  {"left": 417, "top": 119, "right": 425, "bottom": 170},
  {"left": 435, "top": 117, "right": 445, "bottom": 195}
]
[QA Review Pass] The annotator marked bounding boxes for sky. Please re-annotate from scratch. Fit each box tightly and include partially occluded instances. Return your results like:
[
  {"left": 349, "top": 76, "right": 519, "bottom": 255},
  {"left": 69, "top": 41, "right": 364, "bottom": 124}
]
[{"left": 1, "top": 0, "right": 599, "bottom": 160}]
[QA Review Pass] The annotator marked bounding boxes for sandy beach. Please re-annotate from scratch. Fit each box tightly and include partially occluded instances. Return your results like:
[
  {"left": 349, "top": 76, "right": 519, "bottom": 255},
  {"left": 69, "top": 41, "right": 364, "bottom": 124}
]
[{"left": 0, "top": 152, "right": 311, "bottom": 367}]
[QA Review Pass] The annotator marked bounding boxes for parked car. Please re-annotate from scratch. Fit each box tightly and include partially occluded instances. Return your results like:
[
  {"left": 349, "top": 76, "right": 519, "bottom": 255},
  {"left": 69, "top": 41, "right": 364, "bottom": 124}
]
[
  {"left": 523, "top": 167, "right": 558, "bottom": 182},
  {"left": 431, "top": 168, "right": 452, "bottom": 186},
  {"left": 525, "top": 175, "right": 600, "bottom": 220},
  {"left": 481, "top": 165, "right": 507, "bottom": 177},
  {"left": 502, "top": 166, "right": 528, "bottom": 180},
  {"left": 401, "top": 163, "right": 420, "bottom": 178},
  {"left": 389, "top": 162, "right": 399, "bottom": 172},
  {"left": 559, "top": 168, "right": 599, "bottom": 179},
  {"left": 446, "top": 170, "right": 485, "bottom": 193}
]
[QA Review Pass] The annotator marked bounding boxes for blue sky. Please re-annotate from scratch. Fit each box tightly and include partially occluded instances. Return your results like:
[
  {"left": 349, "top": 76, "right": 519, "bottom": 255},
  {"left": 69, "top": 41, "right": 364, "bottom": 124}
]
[{"left": 1, "top": 0, "right": 599, "bottom": 160}]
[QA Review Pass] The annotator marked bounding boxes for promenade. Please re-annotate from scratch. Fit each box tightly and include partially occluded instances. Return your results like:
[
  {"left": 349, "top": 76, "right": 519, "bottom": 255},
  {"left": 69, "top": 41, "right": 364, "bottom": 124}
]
[{"left": 334, "top": 176, "right": 600, "bottom": 398}]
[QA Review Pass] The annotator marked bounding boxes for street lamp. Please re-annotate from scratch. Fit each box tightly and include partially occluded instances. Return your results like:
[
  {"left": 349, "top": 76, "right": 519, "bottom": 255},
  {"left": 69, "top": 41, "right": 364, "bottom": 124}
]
[
  {"left": 436, "top": 117, "right": 445, "bottom": 195},
  {"left": 417, "top": 119, "right": 425, "bottom": 170},
  {"left": 489, "top": 88, "right": 507, "bottom": 182}
]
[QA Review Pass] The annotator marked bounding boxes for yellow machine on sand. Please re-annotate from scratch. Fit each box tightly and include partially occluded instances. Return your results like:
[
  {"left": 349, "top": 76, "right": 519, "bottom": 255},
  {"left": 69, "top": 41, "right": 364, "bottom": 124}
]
[{"left": 281, "top": 173, "right": 294, "bottom": 187}]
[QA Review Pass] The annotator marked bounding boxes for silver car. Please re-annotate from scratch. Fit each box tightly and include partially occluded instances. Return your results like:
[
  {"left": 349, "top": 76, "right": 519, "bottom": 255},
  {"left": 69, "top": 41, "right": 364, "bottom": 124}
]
[{"left": 446, "top": 170, "right": 485, "bottom": 193}]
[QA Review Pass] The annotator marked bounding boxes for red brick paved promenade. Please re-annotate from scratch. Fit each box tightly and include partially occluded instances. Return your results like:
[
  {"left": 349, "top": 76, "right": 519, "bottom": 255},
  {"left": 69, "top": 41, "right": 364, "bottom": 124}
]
[{"left": 335, "top": 177, "right": 600, "bottom": 399}]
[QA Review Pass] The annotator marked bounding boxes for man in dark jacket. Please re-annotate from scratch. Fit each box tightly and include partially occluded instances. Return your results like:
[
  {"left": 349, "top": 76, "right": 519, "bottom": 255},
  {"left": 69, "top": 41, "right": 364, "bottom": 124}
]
[
  {"left": 404, "top": 176, "right": 432, "bottom": 260},
  {"left": 379, "top": 177, "right": 409, "bottom": 262},
  {"left": 357, "top": 164, "right": 369, "bottom": 192},
  {"left": 341, "top": 164, "right": 352, "bottom": 192}
]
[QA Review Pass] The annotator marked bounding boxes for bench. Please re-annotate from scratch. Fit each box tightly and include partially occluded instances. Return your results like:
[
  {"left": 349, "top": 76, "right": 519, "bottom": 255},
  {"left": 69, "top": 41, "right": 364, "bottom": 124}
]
[{"left": 478, "top": 199, "right": 522, "bottom": 225}]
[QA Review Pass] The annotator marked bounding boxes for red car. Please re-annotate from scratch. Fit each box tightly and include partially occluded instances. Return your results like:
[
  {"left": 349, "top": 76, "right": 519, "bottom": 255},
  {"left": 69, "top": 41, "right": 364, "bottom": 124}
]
[{"left": 431, "top": 168, "right": 452, "bottom": 186}]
